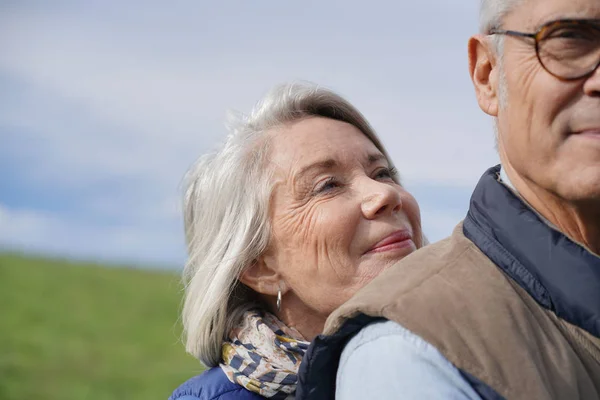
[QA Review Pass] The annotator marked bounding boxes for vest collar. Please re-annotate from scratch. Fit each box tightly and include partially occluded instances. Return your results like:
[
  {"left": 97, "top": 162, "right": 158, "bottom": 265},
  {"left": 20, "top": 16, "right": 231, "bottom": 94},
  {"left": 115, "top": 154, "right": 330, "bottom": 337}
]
[
  {"left": 464, "top": 165, "right": 600, "bottom": 337},
  {"left": 498, "top": 165, "right": 560, "bottom": 232}
]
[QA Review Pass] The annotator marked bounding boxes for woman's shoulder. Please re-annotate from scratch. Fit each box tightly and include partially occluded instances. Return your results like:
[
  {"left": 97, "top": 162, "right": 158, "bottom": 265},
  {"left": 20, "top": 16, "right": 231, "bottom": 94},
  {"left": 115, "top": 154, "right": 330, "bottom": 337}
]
[{"left": 169, "top": 367, "right": 263, "bottom": 400}]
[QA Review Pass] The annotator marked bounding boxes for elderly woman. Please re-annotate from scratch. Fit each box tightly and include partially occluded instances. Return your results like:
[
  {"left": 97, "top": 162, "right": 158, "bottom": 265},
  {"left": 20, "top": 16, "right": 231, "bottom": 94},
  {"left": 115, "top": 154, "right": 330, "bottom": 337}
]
[{"left": 169, "top": 82, "right": 424, "bottom": 400}]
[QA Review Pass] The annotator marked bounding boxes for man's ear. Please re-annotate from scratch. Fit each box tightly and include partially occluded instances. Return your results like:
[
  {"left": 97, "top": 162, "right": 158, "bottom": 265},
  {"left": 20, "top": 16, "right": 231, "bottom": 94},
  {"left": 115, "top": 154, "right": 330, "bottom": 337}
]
[
  {"left": 468, "top": 34, "right": 500, "bottom": 117},
  {"left": 239, "top": 256, "right": 284, "bottom": 296}
]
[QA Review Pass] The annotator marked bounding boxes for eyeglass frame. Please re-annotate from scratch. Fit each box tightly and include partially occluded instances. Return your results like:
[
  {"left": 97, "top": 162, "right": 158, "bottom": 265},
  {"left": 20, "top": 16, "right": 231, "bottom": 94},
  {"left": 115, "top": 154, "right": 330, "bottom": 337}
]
[{"left": 488, "top": 18, "right": 600, "bottom": 81}]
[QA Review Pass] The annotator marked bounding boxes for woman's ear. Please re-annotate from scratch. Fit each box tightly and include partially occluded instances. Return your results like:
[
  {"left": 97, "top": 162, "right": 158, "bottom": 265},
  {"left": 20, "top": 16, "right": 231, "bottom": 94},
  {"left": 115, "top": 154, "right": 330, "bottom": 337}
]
[{"left": 239, "top": 256, "right": 282, "bottom": 296}]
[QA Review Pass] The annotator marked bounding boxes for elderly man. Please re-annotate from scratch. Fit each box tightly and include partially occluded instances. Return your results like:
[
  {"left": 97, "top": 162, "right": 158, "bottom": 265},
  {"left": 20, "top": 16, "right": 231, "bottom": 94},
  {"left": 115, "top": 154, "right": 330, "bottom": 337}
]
[{"left": 297, "top": 0, "right": 600, "bottom": 399}]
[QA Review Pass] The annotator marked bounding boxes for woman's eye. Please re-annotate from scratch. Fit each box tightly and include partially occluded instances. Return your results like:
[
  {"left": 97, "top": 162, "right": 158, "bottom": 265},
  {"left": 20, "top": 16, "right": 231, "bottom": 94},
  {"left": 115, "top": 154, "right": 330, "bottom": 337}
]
[
  {"left": 314, "top": 178, "right": 340, "bottom": 194},
  {"left": 375, "top": 167, "right": 396, "bottom": 180}
]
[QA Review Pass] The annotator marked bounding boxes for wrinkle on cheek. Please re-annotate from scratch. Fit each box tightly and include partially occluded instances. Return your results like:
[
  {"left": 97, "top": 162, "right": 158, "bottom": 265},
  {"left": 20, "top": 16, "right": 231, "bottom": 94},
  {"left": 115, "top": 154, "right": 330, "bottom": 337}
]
[
  {"left": 508, "top": 55, "right": 543, "bottom": 148},
  {"left": 282, "top": 198, "right": 346, "bottom": 285},
  {"left": 320, "top": 240, "right": 342, "bottom": 281},
  {"left": 300, "top": 200, "right": 329, "bottom": 246},
  {"left": 318, "top": 223, "right": 352, "bottom": 285},
  {"left": 512, "top": 55, "right": 539, "bottom": 101},
  {"left": 272, "top": 194, "right": 323, "bottom": 264},
  {"left": 280, "top": 200, "right": 319, "bottom": 240},
  {"left": 301, "top": 204, "right": 331, "bottom": 275}
]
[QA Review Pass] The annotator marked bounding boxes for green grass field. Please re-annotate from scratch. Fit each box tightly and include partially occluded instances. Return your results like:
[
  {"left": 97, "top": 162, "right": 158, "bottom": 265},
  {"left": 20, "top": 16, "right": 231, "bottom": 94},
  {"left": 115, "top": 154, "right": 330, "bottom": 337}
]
[{"left": 0, "top": 253, "right": 204, "bottom": 400}]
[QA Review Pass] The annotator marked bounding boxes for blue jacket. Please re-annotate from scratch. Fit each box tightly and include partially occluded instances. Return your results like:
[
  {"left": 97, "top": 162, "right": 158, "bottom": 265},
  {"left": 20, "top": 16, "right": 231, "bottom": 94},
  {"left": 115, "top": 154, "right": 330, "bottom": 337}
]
[{"left": 169, "top": 367, "right": 263, "bottom": 400}]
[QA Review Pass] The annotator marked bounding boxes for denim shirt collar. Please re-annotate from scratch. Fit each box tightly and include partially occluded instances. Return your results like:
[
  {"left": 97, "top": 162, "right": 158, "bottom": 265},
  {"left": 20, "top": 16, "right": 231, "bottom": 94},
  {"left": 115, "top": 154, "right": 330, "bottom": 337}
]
[{"left": 464, "top": 165, "right": 600, "bottom": 337}]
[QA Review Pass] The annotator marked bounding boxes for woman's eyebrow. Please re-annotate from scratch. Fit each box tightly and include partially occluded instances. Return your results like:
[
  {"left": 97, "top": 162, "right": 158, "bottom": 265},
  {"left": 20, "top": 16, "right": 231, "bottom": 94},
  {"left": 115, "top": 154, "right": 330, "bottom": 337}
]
[
  {"left": 295, "top": 153, "right": 386, "bottom": 181},
  {"left": 295, "top": 159, "right": 337, "bottom": 181},
  {"left": 367, "top": 153, "right": 386, "bottom": 165}
]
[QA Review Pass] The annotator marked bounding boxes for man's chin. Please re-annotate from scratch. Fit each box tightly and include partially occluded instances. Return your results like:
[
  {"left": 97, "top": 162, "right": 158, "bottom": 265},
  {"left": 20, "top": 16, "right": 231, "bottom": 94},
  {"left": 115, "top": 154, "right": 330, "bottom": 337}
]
[{"left": 555, "top": 175, "right": 600, "bottom": 203}]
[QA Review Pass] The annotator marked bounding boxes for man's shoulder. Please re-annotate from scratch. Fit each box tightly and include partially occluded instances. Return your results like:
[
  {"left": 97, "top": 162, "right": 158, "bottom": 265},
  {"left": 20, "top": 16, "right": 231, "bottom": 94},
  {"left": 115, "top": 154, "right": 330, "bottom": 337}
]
[
  {"left": 337, "top": 321, "right": 485, "bottom": 400},
  {"left": 366, "top": 221, "right": 488, "bottom": 294},
  {"left": 169, "top": 367, "right": 262, "bottom": 400},
  {"left": 325, "top": 222, "right": 492, "bottom": 334},
  {"left": 342, "top": 320, "right": 432, "bottom": 355}
]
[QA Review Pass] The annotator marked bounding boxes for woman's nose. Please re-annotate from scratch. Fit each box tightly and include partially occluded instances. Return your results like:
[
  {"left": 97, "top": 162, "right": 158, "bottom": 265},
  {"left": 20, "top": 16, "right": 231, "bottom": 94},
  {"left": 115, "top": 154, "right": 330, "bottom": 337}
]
[{"left": 361, "top": 181, "right": 403, "bottom": 220}]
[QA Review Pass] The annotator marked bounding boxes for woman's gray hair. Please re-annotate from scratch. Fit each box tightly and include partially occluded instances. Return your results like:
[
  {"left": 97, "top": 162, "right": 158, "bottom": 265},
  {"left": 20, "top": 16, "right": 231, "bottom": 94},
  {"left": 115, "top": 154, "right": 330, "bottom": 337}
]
[{"left": 181, "top": 82, "right": 395, "bottom": 367}]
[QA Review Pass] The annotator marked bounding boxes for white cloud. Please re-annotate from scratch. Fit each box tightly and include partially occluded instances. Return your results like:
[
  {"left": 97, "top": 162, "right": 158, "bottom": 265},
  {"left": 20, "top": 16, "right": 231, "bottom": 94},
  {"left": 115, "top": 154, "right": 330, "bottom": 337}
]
[
  {"left": 0, "top": 204, "right": 58, "bottom": 246},
  {"left": 420, "top": 208, "right": 466, "bottom": 243},
  {"left": 0, "top": 1, "right": 498, "bottom": 182},
  {"left": 0, "top": 203, "right": 185, "bottom": 267},
  {"left": 0, "top": 1, "right": 499, "bottom": 265}
]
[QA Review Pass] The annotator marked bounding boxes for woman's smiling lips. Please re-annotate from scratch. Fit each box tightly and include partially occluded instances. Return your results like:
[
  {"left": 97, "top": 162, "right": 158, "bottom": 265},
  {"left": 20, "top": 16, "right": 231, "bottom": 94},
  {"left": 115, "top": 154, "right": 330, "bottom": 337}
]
[
  {"left": 577, "top": 129, "right": 600, "bottom": 140},
  {"left": 572, "top": 125, "right": 600, "bottom": 140},
  {"left": 364, "top": 230, "right": 415, "bottom": 255}
]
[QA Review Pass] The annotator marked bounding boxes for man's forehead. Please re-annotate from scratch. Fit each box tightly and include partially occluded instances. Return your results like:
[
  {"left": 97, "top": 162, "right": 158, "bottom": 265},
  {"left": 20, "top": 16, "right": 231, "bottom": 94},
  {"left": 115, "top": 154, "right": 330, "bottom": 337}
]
[{"left": 506, "top": 0, "right": 600, "bottom": 29}]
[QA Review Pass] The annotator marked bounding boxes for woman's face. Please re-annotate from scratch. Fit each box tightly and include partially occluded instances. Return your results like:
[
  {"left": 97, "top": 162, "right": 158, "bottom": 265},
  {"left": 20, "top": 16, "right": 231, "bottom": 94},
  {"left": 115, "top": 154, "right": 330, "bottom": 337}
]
[{"left": 261, "top": 117, "right": 422, "bottom": 323}]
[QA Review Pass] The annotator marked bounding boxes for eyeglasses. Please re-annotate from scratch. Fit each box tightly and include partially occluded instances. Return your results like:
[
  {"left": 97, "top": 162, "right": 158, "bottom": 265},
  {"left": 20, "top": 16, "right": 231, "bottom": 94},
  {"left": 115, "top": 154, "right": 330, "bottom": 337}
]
[{"left": 489, "top": 19, "right": 600, "bottom": 81}]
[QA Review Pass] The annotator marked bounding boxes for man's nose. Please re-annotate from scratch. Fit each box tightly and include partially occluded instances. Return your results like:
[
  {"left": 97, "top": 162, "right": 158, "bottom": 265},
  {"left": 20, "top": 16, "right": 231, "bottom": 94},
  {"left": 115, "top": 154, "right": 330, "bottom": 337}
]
[{"left": 583, "top": 61, "right": 600, "bottom": 97}]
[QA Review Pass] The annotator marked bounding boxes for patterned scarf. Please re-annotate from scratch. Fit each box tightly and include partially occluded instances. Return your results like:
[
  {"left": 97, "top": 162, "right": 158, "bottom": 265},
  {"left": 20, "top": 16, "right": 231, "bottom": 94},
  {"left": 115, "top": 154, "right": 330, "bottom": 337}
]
[{"left": 220, "top": 310, "right": 310, "bottom": 399}]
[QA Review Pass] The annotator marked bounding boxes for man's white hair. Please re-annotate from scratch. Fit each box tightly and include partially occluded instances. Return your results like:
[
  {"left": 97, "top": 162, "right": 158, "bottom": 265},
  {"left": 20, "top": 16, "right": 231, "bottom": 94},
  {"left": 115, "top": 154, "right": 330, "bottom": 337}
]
[
  {"left": 480, "top": 0, "right": 525, "bottom": 123},
  {"left": 181, "top": 82, "right": 396, "bottom": 367},
  {"left": 479, "top": 0, "right": 524, "bottom": 34}
]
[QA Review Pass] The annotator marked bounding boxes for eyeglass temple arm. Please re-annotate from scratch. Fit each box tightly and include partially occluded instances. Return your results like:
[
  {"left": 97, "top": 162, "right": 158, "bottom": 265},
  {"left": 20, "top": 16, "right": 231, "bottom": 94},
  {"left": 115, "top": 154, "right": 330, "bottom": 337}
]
[{"left": 489, "top": 29, "right": 537, "bottom": 39}]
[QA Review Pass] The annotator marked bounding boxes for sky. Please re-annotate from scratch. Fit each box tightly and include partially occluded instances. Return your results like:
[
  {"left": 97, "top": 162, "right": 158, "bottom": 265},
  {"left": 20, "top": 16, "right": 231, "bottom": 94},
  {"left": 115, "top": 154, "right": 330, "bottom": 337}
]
[{"left": 0, "top": 1, "right": 499, "bottom": 269}]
